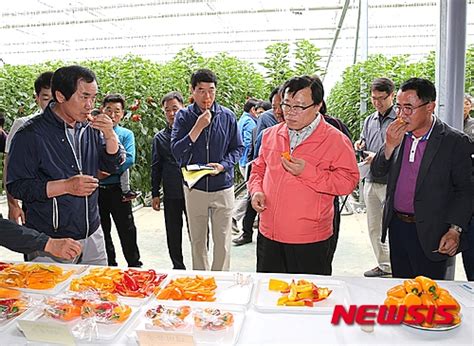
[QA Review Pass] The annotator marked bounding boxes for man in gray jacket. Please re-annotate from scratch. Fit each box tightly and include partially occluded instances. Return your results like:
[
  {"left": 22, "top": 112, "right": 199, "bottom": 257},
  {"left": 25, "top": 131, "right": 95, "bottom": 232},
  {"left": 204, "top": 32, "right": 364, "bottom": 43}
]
[{"left": 354, "top": 78, "right": 396, "bottom": 277}]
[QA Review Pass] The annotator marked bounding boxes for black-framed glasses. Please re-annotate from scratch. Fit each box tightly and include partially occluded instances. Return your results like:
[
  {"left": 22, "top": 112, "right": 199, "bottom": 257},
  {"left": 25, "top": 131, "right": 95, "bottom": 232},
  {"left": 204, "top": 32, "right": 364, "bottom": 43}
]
[
  {"left": 393, "top": 101, "right": 430, "bottom": 116},
  {"left": 370, "top": 94, "right": 391, "bottom": 102},
  {"left": 280, "top": 102, "right": 315, "bottom": 114}
]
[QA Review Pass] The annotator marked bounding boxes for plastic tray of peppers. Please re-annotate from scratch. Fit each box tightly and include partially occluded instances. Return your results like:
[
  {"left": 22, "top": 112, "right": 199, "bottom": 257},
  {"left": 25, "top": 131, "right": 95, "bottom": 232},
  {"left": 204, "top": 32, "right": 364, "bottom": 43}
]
[{"left": 69, "top": 267, "right": 167, "bottom": 299}]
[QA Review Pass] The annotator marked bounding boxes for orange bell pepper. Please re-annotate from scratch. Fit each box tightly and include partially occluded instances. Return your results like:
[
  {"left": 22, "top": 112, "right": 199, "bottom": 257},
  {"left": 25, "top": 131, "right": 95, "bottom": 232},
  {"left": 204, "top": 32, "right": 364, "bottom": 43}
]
[
  {"left": 436, "top": 289, "right": 460, "bottom": 313},
  {"left": 281, "top": 151, "right": 291, "bottom": 160},
  {"left": 387, "top": 284, "right": 407, "bottom": 298},
  {"left": 403, "top": 279, "right": 422, "bottom": 295},
  {"left": 419, "top": 293, "right": 437, "bottom": 328},
  {"left": 402, "top": 292, "right": 422, "bottom": 307},
  {"left": 384, "top": 296, "right": 403, "bottom": 306},
  {"left": 415, "top": 276, "right": 439, "bottom": 298}
]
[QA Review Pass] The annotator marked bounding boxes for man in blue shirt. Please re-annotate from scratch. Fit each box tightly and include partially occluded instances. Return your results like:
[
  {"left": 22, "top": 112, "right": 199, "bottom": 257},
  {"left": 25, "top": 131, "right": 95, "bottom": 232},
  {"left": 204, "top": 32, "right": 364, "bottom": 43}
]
[
  {"left": 98, "top": 93, "right": 142, "bottom": 267},
  {"left": 237, "top": 98, "right": 260, "bottom": 175},
  {"left": 171, "top": 69, "right": 244, "bottom": 271},
  {"left": 232, "top": 98, "right": 260, "bottom": 245}
]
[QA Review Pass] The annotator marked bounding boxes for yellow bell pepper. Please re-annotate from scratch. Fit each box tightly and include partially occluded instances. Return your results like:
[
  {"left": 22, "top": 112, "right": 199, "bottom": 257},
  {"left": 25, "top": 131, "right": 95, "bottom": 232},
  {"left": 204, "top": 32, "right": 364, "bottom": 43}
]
[
  {"left": 277, "top": 296, "right": 289, "bottom": 306},
  {"left": 297, "top": 291, "right": 313, "bottom": 300},
  {"left": 288, "top": 284, "right": 298, "bottom": 301},
  {"left": 387, "top": 284, "right": 407, "bottom": 298},
  {"left": 295, "top": 284, "right": 313, "bottom": 293},
  {"left": 285, "top": 300, "right": 305, "bottom": 306},
  {"left": 268, "top": 279, "right": 289, "bottom": 292}
]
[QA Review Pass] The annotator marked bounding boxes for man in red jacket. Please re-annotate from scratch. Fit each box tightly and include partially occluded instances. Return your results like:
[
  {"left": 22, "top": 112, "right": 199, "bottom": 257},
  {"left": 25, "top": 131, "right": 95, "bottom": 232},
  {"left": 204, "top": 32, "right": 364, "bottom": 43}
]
[{"left": 249, "top": 75, "right": 359, "bottom": 274}]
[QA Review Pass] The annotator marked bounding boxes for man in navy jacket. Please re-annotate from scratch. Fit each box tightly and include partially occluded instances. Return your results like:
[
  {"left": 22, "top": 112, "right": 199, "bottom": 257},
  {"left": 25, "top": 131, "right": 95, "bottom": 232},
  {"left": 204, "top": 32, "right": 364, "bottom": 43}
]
[
  {"left": 7, "top": 65, "right": 124, "bottom": 265},
  {"left": 171, "top": 69, "right": 243, "bottom": 271}
]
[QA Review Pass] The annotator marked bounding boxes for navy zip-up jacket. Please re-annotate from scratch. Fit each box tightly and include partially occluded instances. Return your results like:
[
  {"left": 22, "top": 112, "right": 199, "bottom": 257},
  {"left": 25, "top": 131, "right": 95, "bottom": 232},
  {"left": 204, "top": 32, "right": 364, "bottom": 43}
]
[
  {"left": 171, "top": 102, "right": 243, "bottom": 192},
  {"left": 0, "top": 219, "right": 49, "bottom": 254},
  {"left": 152, "top": 126, "right": 184, "bottom": 199},
  {"left": 6, "top": 103, "right": 124, "bottom": 240}
]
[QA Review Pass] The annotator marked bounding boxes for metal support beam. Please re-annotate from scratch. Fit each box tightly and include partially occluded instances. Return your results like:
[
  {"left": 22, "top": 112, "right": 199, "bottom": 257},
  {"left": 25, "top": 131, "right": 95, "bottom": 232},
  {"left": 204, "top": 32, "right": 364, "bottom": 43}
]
[
  {"left": 444, "top": 0, "right": 467, "bottom": 130},
  {"left": 353, "top": 0, "right": 362, "bottom": 64},
  {"left": 435, "top": 0, "right": 448, "bottom": 122},
  {"left": 359, "top": 0, "right": 368, "bottom": 117},
  {"left": 323, "top": 0, "right": 351, "bottom": 79},
  {"left": 435, "top": 0, "right": 467, "bottom": 281}
]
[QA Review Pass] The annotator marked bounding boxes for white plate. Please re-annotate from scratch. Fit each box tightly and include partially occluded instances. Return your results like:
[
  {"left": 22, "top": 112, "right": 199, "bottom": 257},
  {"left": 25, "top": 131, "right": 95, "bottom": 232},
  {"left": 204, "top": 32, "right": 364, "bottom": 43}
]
[
  {"left": 0, "top": 263, "right": 80, "bottom": 296},
  {"left": 157, "top": 273, "right": 253, "bottom": 306},
  {"left": 252, "top": 276, "right": 350, "bottom": 314},
  {"left": 17, "top": 298, "right": 141, "bottom": 341},
  {"left": 402, "top": 321, "right": 461, "bottom": 331},
  {"left": 134, "top": 301, "right": 246, "bottom": 345},
  {"left": 69, "top": 267, "right": 168, "bottom": 304}
]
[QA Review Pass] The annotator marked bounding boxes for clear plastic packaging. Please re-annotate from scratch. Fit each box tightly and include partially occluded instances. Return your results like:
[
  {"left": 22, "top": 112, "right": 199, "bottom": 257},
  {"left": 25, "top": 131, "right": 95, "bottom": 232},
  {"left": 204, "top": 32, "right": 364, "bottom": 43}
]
[
  {"left": 0, "top": 295, "right": 31, "bottom": 320},
  {"left": 145, "top": 304, "right": 192, "bottom": 330},
  {"left": 193, "top": 308, "right": 234, "bottom": 331}
]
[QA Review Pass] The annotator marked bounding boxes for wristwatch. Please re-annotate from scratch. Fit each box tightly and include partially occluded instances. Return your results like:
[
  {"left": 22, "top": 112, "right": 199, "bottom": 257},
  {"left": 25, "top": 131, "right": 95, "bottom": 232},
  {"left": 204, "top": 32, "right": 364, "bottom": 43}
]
[{"left": 450, "top": 224, "right": 462, "bottom": 233}]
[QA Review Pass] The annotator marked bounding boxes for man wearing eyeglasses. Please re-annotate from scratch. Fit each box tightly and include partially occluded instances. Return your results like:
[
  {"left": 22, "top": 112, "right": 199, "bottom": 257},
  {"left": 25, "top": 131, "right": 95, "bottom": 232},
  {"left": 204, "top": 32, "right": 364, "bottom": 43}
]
[
  {"left": 248, "top": 76, "right": 359, "bottom": 275},
  {"left": 371, "top": 78, "right": 471, "bottom": 280},
  {"left": 354, "top": 78, "right": 397, "bottom": 278}
]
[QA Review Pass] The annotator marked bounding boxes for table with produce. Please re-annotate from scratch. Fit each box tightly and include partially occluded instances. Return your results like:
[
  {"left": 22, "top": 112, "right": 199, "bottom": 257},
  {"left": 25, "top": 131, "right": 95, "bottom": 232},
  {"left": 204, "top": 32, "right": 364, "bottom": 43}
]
[{"left": 0, "top": 261, "right": 471, "bottom": 345}]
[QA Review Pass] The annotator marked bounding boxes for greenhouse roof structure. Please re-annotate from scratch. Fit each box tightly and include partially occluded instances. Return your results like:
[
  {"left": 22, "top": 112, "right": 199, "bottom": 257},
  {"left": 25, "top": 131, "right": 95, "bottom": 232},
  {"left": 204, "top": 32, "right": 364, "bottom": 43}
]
[{"left": 1, "top": 0, "right": 473, "bottom": 89}]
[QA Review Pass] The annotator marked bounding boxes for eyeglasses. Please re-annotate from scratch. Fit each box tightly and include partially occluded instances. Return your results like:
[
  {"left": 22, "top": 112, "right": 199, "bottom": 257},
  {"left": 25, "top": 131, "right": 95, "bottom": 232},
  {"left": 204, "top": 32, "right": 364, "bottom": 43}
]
[
  {"left": 370, "top": 94, "right": 391, "bottom": 102},
  {"left": 195, "top": 88, "right": 216, "bottom": 96},
  {"left": 393, "top": 101, "right": 430, "bottom": 116},
  {"left": 163, "top": 107, "right": 181, "bottom": 115},
  {"left": 280, "top": 103, "right": 315, "bottom": 114}
]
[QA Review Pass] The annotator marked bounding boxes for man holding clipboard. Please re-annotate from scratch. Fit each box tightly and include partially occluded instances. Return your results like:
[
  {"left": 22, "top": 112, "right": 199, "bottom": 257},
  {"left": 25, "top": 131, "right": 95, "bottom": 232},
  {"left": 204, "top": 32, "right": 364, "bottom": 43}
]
[{"left": 171, "top": 69, "right": 243, "bottom": 271}]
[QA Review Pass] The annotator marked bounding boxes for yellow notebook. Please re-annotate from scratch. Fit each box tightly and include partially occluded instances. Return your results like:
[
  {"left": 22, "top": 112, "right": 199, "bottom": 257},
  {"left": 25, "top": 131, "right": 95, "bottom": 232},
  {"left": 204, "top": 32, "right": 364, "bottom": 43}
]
[{"left": 181, "top": 166, "right": 216, "bottom": 188}]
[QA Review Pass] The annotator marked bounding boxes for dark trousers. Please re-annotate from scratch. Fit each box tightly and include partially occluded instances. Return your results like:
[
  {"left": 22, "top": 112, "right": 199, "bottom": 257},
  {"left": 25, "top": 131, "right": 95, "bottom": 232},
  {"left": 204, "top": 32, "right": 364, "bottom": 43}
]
[
  {"left": 241, "top": 196, "right": 257, "bottom": 239},
  {"left": 98, "top": 185, "right": 142, "bottom": 267},
  {"left": 388, "top": 216, "right": 448, "bottom": 280},
  {"left": 462, "top": 216, "right": 474, "bottom": 281},
  {"left": 327, "top": 197, "right": 341, "bottom": 273},
  {"left": 163, "top": 197, "right": 188, "bottom": 270},
  {"left": 256, "top": 232, "right": 332, "bottom": 275}
]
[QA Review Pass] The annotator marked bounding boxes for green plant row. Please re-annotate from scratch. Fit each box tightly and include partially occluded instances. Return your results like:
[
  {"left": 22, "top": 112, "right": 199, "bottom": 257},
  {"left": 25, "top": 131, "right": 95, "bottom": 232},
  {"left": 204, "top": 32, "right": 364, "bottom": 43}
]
[
  {"left": 326, "top": 46, "right": 474, "bottom": 139},
  {"left": 0, "top": 42, "right": 472, "bottom": 195},
  {"left": 0, "top": 41, "right": 323, "bottom": 195}
]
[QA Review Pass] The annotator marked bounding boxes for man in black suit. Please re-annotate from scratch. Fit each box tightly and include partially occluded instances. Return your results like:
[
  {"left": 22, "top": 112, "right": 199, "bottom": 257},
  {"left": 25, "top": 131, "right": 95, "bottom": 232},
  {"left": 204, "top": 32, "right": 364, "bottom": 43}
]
[{"left": 371, "top": 78, "right": 471, "bottom": 280}]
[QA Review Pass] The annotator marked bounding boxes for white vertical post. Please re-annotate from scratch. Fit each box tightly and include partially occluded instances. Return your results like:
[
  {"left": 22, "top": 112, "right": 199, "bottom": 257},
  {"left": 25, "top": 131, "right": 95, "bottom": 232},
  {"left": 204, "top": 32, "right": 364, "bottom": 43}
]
[
  {"left": 444, "top": 0, "right": 467, "bottom": 130},
  {"left": 435, "top": 0, "right": 448, "bottom": 121}
]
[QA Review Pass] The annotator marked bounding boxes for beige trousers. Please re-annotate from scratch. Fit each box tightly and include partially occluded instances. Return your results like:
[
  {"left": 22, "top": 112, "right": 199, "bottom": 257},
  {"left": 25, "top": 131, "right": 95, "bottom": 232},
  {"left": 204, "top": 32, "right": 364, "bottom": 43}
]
[
  {"left": 363, "top": 181, "right": 391, "bottom": 272},
  {"left": 184, "top": 185, "right": 234, "bottom": 271}
]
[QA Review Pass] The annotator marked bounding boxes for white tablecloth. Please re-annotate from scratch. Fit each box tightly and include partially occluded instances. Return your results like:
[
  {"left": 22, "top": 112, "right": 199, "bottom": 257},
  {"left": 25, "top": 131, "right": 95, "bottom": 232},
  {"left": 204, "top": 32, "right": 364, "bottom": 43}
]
[{"left": 2, "top": 269, "right": 473, "bottom": 345}]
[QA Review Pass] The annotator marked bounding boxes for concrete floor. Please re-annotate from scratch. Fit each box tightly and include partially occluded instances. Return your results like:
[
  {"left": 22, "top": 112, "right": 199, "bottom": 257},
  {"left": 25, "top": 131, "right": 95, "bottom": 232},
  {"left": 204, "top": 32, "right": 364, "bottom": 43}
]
[{"left": 0, "top": 199, "right": 467, "bottom": 281}]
